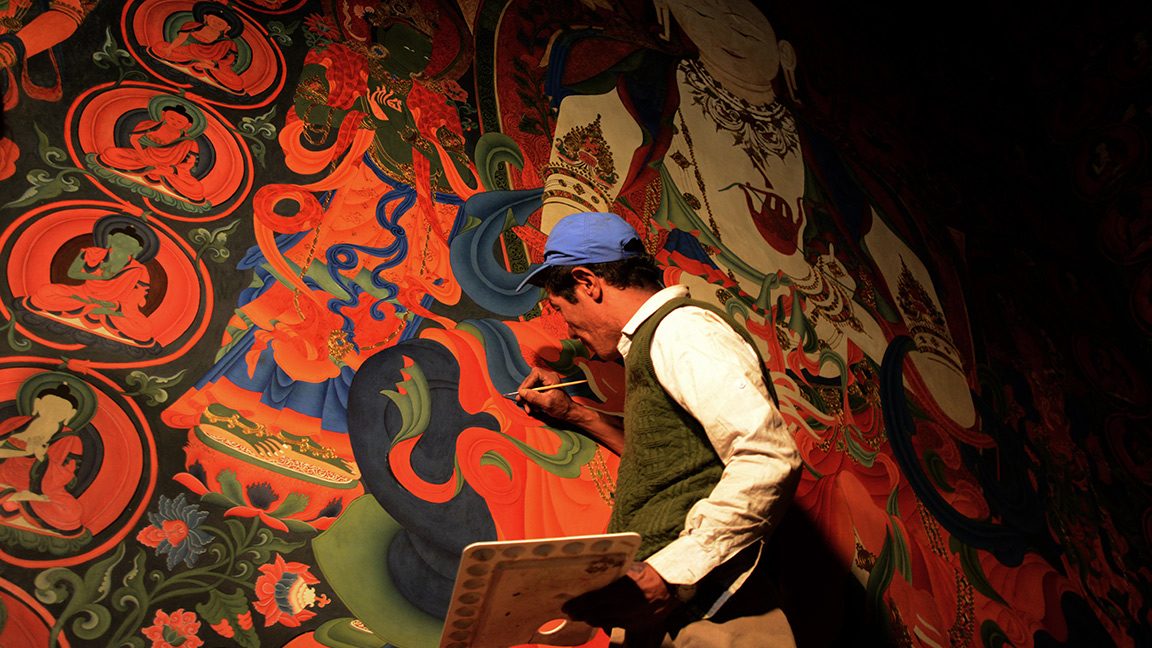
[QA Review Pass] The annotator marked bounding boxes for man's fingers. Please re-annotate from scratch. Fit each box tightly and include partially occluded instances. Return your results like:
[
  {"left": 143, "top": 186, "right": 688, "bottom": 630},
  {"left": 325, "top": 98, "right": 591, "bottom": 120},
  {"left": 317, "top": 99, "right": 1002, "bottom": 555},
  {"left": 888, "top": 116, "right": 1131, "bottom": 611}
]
[{"left": 561, "top": 577, "right": 647, "bottom": 626}]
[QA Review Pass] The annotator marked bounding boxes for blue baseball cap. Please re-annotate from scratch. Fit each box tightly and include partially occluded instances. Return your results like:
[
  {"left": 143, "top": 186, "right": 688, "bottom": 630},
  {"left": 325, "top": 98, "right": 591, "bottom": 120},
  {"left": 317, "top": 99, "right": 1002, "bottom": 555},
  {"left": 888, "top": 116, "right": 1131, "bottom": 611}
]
[{"left": 515, "top": 212, "right": 642, "bottom": 292}]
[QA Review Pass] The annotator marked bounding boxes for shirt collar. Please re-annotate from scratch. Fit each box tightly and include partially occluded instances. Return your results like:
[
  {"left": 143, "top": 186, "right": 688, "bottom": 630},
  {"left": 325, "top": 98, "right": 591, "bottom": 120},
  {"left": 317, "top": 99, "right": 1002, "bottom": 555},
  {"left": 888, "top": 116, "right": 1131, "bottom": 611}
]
[{"left": 617, "top": 285, "right": 690, "bottom": 359}]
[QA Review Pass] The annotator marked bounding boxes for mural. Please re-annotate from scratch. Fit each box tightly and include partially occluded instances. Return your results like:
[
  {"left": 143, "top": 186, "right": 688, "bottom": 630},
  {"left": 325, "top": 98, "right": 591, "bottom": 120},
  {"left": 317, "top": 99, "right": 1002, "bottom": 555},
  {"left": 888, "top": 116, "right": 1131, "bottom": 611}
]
[{"left": 0, "top": 1, "right": 1147, "bottom": 647}]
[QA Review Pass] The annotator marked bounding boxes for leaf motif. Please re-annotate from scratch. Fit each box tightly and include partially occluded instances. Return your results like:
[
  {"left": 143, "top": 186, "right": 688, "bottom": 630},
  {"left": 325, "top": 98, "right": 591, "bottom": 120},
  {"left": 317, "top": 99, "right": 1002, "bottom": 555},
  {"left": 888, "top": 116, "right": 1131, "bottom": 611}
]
[
  {"left": 267, "top": 20, "right": 298, "bottom": 47},
  {"left": 34, "top": 552, "right": 120, "bottom": 646},
  {"left": 34, "top": 123, "right": 52, "bottom": 157},
  {"left": 238, "top": 107, "right": 278, "bottom": 138},
  {"left": 114, "top": 546, "right": 148, "bottom": 604},
  {"left": 120, "top": 549, "right": 146, "bottom": 591},
  {"left": 202, "top": 492, "right": 238, "bottom": 509},
  {"left": 67, "top": 603, "right": 114, "bottom": 641},
  {"left": 2, "top": 185, "right": 41, "bottom": 210},
  {"left": 32, "top": 124, "right": 69, "bottom": 167},
  {"left": 249, "top": 141, "right": 267, "bottom": 168},
  {"left": 216, "top": 470, "right": 247, "bottom": 505},
  {"left": 192, "top": 219, "right": 242, "bottom": 264},
  {"left": 93, "top": 27, "right": 126, "bottom": 69},
  {"left": 269, "top": 492, "right": 309, "bottom": 518},
  {"left": 226, "top": 518, "right": 249, "bottom": 548},
  {"left": 34, "top": 567, "right": 81, "bottom": 605},
  {"left": 81, "top": 543, "right": 126, "bottom": 603},
  {"left": 188, "top": 228, "right": 212, "bottom": 246},
  {"left": 196, "top": 588, "right": 261, "bottom": 648},
  {"left": 4, "top": 176, "right": 71, "bottom": 209},
  {"left": 247, "top": 531, "right": 307, "bottom": 564},
  {"left": 123, "top": 369, "right": 187, "bottom": 405},
  {"left": 111, "top": 550, "right": 150, "bottom": 615},
  {"left": 195, "top": 587, "right": 249, "bottom": 622}
]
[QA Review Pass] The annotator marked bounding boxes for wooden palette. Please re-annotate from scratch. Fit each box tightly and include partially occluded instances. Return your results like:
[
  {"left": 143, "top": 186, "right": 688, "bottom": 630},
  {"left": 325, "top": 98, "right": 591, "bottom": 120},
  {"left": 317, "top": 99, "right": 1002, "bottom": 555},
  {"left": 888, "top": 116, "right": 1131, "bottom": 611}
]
[{"left": 438, "top": 532, "right": 642, "bottom": 647}]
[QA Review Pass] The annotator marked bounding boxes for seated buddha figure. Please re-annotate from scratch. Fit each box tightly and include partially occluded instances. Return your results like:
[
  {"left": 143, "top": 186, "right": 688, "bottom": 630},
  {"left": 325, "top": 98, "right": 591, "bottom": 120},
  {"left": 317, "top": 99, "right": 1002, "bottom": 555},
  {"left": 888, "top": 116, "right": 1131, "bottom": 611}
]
[
  {"left": 97, "top": 102, "right": 207, "bottom": 204},
  {"left": 148, "top": 2, "right": 248, "bottom": 95},
  {"left": 29, "top": 218, "right": 159, "bottom": 347},
  {"left": 0, "top": 380, "right": 92, "bottom": 537}
]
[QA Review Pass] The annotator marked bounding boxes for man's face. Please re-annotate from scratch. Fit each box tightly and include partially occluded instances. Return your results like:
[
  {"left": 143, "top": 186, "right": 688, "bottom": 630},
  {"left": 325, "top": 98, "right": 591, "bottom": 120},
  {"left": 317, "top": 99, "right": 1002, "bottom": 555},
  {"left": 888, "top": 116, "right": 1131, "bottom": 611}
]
[{"left": 546, "top": 291, "right": 621, "bottom": 361}]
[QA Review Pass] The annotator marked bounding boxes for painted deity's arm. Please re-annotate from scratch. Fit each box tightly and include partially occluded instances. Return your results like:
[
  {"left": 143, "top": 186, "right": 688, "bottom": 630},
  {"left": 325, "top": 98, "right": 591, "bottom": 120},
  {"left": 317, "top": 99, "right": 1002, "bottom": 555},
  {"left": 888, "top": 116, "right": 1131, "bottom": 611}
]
[
  {"left": 65, "top": 250, "right": 106, "bottom": 281},
  {"left": 293, "top": 63, "right": 354, "bottom": 129},
  {"left": 540, "top": 90, "right": 643, "bottom": 233},
  {"left": 0, "top": 0, "right": 90, "bottom": 68},
  {"left": 165, "top": 29, "right": 191, "bottom": 52}
]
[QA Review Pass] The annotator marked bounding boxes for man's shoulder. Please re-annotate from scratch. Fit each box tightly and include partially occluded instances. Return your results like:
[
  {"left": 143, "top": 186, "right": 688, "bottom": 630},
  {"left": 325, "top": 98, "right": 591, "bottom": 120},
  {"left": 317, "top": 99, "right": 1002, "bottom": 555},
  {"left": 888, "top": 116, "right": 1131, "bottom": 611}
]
[{"left": 654, "top": 301, "right": 745, "bottom": 343}]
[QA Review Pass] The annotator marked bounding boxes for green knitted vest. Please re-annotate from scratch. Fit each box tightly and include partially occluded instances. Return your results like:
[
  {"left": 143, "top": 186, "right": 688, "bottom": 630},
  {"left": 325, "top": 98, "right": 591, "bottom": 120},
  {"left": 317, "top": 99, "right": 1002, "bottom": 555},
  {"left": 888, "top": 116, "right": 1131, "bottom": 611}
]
[{"left": 607, "top": 297, "right": 774, "bottom": 560}]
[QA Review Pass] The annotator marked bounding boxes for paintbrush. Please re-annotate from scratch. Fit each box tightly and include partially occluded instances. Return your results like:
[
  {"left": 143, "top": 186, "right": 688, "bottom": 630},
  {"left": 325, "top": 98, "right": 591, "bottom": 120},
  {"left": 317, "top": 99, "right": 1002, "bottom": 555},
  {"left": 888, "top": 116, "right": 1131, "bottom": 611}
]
[{"left": 502, "top": 379, "right": 589, "bottom": 399}]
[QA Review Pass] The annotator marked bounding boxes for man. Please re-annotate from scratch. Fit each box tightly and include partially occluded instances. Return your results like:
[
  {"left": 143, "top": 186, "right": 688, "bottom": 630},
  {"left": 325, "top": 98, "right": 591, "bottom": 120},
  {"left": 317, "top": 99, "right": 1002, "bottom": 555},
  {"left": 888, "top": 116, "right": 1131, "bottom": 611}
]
[{"left": 515, "top": 211, "right": 801, "bottom": 647}]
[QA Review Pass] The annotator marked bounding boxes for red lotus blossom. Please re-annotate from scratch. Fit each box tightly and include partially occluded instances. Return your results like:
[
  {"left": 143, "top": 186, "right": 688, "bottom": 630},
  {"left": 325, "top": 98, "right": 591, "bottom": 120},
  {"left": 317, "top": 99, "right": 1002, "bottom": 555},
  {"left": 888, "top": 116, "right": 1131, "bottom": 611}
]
[
  {"left": 175, "top": 468, "right": 291, "bottom": 532},
  {"left": 173, "top": 457, "right": 347, "bottom": 533},
  {"left": 253, "top": 554, "right": 331, "bottom": 627},
  {"left": 142, "top": 609, "right": 203, "bottom": 648}
]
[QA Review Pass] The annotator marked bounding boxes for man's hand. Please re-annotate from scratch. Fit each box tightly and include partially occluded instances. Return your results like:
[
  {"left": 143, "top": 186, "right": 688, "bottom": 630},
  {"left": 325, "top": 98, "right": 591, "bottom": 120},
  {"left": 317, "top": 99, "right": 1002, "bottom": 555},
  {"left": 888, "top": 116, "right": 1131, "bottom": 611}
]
[
  {"left": 516, "top": 368, "right": 626, "bottom": 454},
  {"left": 516, "top": 368, "right": 579, "bottom": 424},
  {"left": 561, "top": 562, "right": 679, "bottom": 631}
]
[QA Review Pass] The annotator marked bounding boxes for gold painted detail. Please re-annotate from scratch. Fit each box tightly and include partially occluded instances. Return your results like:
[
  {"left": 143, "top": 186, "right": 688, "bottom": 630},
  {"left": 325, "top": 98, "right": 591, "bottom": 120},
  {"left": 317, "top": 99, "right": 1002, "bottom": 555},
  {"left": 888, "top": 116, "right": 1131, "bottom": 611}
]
[
  {"left": 791, "top": 257, "right": 865, "bottom": 333},
  {"left": 587, "top": 448, "right": 616, "bottom": 506},
  {"left": 896, "top": 259, "right": 963, "bottom": 371},
  {"left": 544, "top": 114, "right": 617, "bottom": 210},
  {"left": 199, "top": 410, "right": 360, "bottom": 483},
  {"left": 199, "top": 424, "right": 359, "bottom": 484},
  {"left": 362, "top": 0, "right": 438, "bottom": 36},
  {"left": 854, "top": 540, "right": 877, "bottom": 572},
  {"left": 328, "top": 329, "right": 356, "bottom": 360},
  {"left": 948, "top": 572, "right": 976, "bottom": 648},
  {"left": 673, "top": 110, "right": 721, "bottom": 241},
  {"left": 680, "top": 58, "right": 799, "bottom": 176}
]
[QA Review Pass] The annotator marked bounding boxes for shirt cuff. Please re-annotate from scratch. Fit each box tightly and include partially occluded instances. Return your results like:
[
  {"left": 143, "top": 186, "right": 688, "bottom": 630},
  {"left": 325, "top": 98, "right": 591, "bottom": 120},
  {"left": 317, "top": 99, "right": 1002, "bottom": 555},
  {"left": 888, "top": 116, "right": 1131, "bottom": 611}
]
[{"left": 644, "top": 533, "right": 723, "bottom": 586}]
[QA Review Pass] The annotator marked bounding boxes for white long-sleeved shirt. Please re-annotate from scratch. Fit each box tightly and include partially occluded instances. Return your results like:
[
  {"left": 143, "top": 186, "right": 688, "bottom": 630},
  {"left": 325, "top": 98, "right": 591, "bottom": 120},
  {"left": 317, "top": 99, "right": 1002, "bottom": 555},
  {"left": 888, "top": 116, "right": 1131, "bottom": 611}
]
[{"left": 616, "top": 286, "right": 800, "bottom": 593}]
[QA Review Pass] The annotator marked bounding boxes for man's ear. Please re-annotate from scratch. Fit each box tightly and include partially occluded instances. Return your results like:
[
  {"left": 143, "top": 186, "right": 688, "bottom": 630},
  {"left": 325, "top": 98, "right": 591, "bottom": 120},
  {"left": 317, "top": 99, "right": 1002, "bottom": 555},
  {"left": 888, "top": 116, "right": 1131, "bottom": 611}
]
[{"left": 570, "top": 267, "right": 602, "bottom": 300}]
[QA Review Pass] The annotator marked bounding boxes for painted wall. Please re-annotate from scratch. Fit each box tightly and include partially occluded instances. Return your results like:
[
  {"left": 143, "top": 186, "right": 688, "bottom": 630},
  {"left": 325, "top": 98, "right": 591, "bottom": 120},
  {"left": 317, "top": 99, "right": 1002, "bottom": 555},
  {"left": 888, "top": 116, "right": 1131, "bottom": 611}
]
[{"left": 0, "top": 1, "right": 1147, "bottom": 646}]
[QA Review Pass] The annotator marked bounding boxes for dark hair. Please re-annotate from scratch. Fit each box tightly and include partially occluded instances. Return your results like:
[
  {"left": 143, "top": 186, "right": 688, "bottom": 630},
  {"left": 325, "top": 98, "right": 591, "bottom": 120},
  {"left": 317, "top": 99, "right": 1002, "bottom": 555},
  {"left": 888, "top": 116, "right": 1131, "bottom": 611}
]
[
  {"left": 107, "top": 225, "right": 147, "bottom": 248},
  {"left": 160, "top": 105, "right": 195, "bottom": 123},
  {"left": 192, "top": 2, "right": 244, "bottom": 39},
  {"left": 38, "top": 383, "right": 79, "bottom": 410},
  {"left": 533, "top": 253, "right": 664, "bottom": 303}
]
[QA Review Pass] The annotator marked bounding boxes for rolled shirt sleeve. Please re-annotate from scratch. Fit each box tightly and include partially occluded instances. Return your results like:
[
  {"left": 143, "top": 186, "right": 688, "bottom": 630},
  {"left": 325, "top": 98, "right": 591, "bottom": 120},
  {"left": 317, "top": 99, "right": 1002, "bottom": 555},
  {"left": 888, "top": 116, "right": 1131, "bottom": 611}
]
[{"left": 640, "top": 305, "right": 801, "bottom": 586}]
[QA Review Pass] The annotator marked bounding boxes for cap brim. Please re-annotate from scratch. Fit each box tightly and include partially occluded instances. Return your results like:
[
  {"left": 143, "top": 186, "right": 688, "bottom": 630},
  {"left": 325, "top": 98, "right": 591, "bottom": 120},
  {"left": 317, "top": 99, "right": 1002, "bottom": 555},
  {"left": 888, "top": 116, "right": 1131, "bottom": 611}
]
[{"left": 514, "top": 263, "right": 550, "bottom": 293}]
